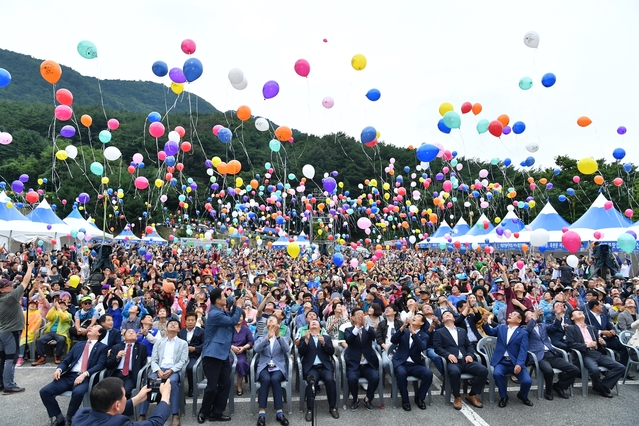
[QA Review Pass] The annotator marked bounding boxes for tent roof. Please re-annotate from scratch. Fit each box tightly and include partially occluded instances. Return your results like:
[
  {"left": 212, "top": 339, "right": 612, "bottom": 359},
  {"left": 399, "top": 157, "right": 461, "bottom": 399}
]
[
  {"left": 0, "top": 200, "right": 30, "bottom": 221},
  {"left": 431, "top": 221, "right": 452, "bottom": 238},
  {"left": 528, "top": 203, "right": 571, "bottom": 231},
  {"left": 26, "top": 199, "right": 66, "bottom": 225},
  {"left": 142, "top": 228, "right": 167, "bottom": 242},
  {"left": 490, "top": 210, "right": 526, "bottom": 234},
  {"left": 451, "top": 217, "right": 470, "bottom": 237},
  {"left": 466, "top": 214, "right": 495, "bottom": 236},
  {"left": 114, "top": 228, "right": 140, "bottom": 240},
  {"left": 569, "top": 193, "right": 632, "bottom": 230}
]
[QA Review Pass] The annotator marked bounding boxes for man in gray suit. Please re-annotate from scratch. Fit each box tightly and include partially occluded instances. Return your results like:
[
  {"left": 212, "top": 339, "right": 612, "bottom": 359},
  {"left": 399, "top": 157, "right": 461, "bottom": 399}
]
[
  {"left": 138, "top": 319, "right": 188, "bottom": 426},
  {"left": 616, "top": 299, "right": 637, "bottom": 331}
]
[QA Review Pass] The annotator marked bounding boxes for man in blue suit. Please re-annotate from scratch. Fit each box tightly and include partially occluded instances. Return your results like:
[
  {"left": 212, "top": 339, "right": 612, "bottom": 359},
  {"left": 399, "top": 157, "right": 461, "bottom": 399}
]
[
  {"left": 524, "top": 309, "right": 579, "bottom": 400},
  {"left": 197, "top": 288, "right": 244, "bottom": 423},
  {"left": 546, "top": 301, "right": 572, "bottom": 350},
  {"left": 177, "top": 312, "right": 205, "bottom": 397},
  {"left": 482, "top": 310, "right": 533, "bottom": 408},
  {"left": 344, "top": 308, "right": 380, "bottom": 411},
  {"left": 98, "top": 314, "right": 122, "bottom": 350},
  {"left": 40, "top": 324, "right": 108, "bottom": 426},
  {"left": 105, "top": 329, "right": 148, "bottom": 397},
  {"left": 390, "top": 313, "right": 432, "bottom": 411}
]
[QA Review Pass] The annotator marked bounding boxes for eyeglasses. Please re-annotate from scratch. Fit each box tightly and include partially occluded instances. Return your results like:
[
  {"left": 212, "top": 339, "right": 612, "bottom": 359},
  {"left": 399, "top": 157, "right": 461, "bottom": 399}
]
[{"left": 82, "top": 301, "right": 92, "bottom": 305}]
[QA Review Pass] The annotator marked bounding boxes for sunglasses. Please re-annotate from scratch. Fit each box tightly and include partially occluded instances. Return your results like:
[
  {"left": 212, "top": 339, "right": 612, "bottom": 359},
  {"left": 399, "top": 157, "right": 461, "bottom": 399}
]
[{"left": 82, "top": 301, "right": 92, "bottom": 305}]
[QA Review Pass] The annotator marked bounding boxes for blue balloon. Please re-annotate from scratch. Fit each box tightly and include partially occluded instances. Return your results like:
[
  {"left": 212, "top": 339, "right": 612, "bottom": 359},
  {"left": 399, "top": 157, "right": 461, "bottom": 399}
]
[
  {"left": 365, "top": 88, "right": 381, "bottom": 101},
  {"left": 612, "top": 148, "right": 626, "bottom": 160},
  {"left": 525, "top": 156, "right": 535, "bottom": 167},
  {"left": 558, "top": 195, "right": 567, "bottom": 202},
  {"left": 0, "top": 68, "right": 11, "bottom": 88},
  {"left": 416, "top": 144, "right": 440, "bottom": 162},
  {"left": 403, "top": 166, "right": 410, "bottom": 173},
  {"left": 360, "top": 126, "right": 376, "bottom": 143},
  {"left": 512, "top": 121, "right": 526, "bottom": 134},
  {"left": 503, "top": 158, "right": 511, "bottom": 167},
  {"left": 218, "top": 128, "right": 232, "bottom": 143},
  {"left": 437, "top": 119, "right": 451, "bottom": 134},
  {"left": 138, "top": 162, "right": 145, "bottom": 169},
  {"left": 147, "top": 111, "right": 161, "bottom": 123},
  {"left": 566, "top": 188, "right": 575, "bottom": 196},
  {"left": 451, "top": 151, "right": 457, "bottom": 157},
  {"left": 624, "top": 163, "right": 633, "bottom": 173},
  {"left": 151, "top": 61, "right": 168, "bottom": 77},
  {"left": 553, "top": 168, "right": 561, "bottom": 175},
  {"left": 333, "top": 253, "right": 344, "bottom": 267},
  {"left": 183, "top": 58, "right": 203, "bottom": 82},
  {"left": 541, "top": 73, "right": 556, "bottom": 88},
  {"left": 520, "top": 161, "right": 527, "bottom": 167},
  {"left": 165, "top": 156, "right": 176, "bottom": 166}
]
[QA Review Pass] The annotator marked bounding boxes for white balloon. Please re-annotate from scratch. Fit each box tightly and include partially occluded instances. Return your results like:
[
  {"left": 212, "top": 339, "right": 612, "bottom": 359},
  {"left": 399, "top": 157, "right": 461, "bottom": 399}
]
[
  {"left": 168, "top": 131, "right": 180, "bottom": 142},
  {"left": 566, "top": 254, "right": 579, "bottom": 268},
  {"left": 525, "top": 142, "right": 539, "bottom": 153},
  {"left": 103, "top": 146, "right": 121, "bottom": 161},
  {"left": 523, "top": 31, "right": 540, "bottom": 48},
  {"left": 65, "top": 144, "right": 78, "bottom": 159},
  {"left": 530, "top": 228, "right": 550, "bottom": 247},
  {"left": 77, "top": 231, "right": 85, "bottom": 240},
  {"left": 409, "top": 235, "right": 416, "bottom": 244},
  {"left": 255, "top": 117, "right": 269, "bottom": 132},
  {"left": 232, "top": 78, "right": 248, "bottom": 90},
  {"left": 228, "top": 68, "right": 244, "bottom": 84},
  {"left": 507, "top": 205, "right": 515, "bottom": 212},
  {"left": 302, "top": 164, "right": 315, "bottom": 179}
]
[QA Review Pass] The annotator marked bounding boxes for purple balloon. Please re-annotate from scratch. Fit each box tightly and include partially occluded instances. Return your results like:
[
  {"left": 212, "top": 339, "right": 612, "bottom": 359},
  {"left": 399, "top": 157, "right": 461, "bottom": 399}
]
[
  {"left": 322, "top": 177, "right": 337, "bottom": 193},
  {"left": 331, "top": 171, "right": 338, "bottom": 177},
  {"left": 211, "top": 183, "right": 219, "bottom": 191},
  {"left": 435, "top": 173, "right": 444, "bottom": 181},
  {"left": 47, "top": 224, "right": 52, "bottom": 230},
  {"left": 262, "top": 80, "right": 280, "bottom": 99},
  {"left": 626, "top": 230, "right": 637, "bottom": 239},
  {"left": 618, "top": 126, "right": 627, "bottom": 135},
  {"left": 502, "top": 126, "right": 511, "bottom": 135},
  {"left": 164, "top": 140, "right": 179, "bottom": 156},
  {"left": 11, "top": 180, "right": 23, "bottom": 193},
  {"left": 60, "top": 125, "right": 76, "bottom": 138},
  {"left": 496, "top": 227, "right": 504, "bottom": 236},
  {"left": 19, "top": 174, "right": 29, "bottom": 183},
  {"left": 144, "top": 252, "right": 153, "bottom": 261},
  {"left": 546, "top": 183, "right": 554, "bottom": 190},
  {"left": 78, "top": 192, "right": 90, "bottom": 203},
  {"left": 169, "top": 67, "right": 186, "bottom": 83},
  {"left": 204, "top": 160, "right": 212, "bottom": 168}
]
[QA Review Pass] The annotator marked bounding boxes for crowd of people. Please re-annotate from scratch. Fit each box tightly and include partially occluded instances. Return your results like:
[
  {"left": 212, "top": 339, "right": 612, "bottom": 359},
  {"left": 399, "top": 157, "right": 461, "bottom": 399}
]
[{"left": 0, "top": 240, "right": 638, "bottom": 426}]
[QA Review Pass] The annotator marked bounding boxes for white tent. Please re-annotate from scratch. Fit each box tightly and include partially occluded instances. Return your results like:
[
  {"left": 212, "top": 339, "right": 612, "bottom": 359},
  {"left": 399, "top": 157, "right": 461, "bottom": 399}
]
[{"left": 64, "top": 208, "right": 113, "bottom": 239}]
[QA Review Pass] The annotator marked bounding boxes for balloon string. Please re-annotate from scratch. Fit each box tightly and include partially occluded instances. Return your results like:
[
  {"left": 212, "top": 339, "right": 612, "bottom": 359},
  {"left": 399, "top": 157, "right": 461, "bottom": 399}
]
[{"left": 95, "top": 58, "right": 108, "bottom": 122}]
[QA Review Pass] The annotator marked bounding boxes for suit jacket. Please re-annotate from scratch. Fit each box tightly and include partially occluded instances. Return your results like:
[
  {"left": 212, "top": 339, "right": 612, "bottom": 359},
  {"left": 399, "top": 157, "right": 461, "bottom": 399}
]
[
  {"left": 105, "top": 342, "right": 147, "bottom": 381},
  {"left": 254, "top": 335, "right": 290, "bottom": 376},
  {"left": 376, "top": 318, "right": 403, "bottom": 347},
  {"left": 454, "top": 312, "right": 483, "bottom": 341},
  {"left": 150, "top": 336, "right": 189, "bottom": 373},
  {"left": 482, "top": 324, "right": 528, "bottom": 368},
  {"left": 177, "top": 327, "right": 205, "bottom": 359},
  {"left": 546, "top": 314, "right": 572, "bottom": 350},
  {"left": 627, "top": 318, "right": 639, "bottom": 347},
  {"left": 565, "top": 323, "right": 607, "bottom": 355},
  {"left": 100, "top": 328, "right": 122, "bottom": 348},
  {"left": 344, "top": 326, "right": 379, "bottom": 370},
  {"left": 298, "top": 333, "right": 335, "bottom": 375},
  {"left": 202, "top": 305, "right": 242, "bottom": 360},
  {"left": 585, "top": 309, "right": 614, "bottom": 334},
  {"left": 389, "top": 328, "right": 428, "bottom": 369},
  {"left": 58, "top": 340, "right": 108, "bottom": 377},
  {"left": 73, "top": 399, "right": 170, "bottom": 426},
  {"left": 525, "top": 320, "right": 556, "bottom": 361},
  {"left": 433, "top": 326, "right": 476, "bottom": 360},
  {"left": 616, "top": 310, "right": 636, "bottom": 332}
]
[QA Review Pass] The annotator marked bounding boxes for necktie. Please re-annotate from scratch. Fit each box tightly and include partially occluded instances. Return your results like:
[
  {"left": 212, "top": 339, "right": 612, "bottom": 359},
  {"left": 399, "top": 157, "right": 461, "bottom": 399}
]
[
  {"left": 80, "top": 341, "right": 92, "bottom": 372},
  {"left": 123, "top": 344, "right": 132, "bottom": 376}
]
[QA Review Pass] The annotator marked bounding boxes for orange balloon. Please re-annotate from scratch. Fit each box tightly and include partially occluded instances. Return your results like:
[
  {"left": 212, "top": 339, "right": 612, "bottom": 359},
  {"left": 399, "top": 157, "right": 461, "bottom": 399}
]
[
  {"left": 250, "top": 179, "right": 258, "bottom": 189},
  {"left": 401, "top": 221, "right": 409, "bottom": 229},
  {"left": 237, "top": 105, "right": 251, "bottom": 121},
  {"left": 527, "top": 176, "right": 534, "bottom": 184},
  {"left": 317, "top": 203, "right": 325, "bottom": 210},
  {"left": 407, "top": 145, "right": 414, "bottom": 150},
  {"left": 366, "top": 261, "right": 374, "bottom": 270},
  {"left": 275, "top": 126, "right": 292, "bottom": 142},
  {"left": 216, "top": 161, "right": 228, "bottom": 175},
  {"left": 497, "top": 114, "right": 510, "bottom": 127},
  {"left": 472, "top": 103, "right": 482, "bottom": 115},
  {"left": 227, "top": 159, "right": 242, "bottom": 175},
  {"left": 80, "top": 114, "right": 93, "bottom": 127},
  {"left": 40, "top": 60, "right": 62, "bottom": 85},
  {"left": 594, "top": 175, "right": 604, "bottom": 185},
  {"left": 521, "top": 244, "right": 529, "bottom": 253},
  {"left": 577, "top": 116, "right": 592, "bottom": 127},
  {"left": 539, "top": 178, "right": 548, "bottom": 185},
  {"left": 267, "top": 242, "right": 273, "bottom": 249},
  {"left": 429, "top": 213, "right": 438, "bottom": 223}
]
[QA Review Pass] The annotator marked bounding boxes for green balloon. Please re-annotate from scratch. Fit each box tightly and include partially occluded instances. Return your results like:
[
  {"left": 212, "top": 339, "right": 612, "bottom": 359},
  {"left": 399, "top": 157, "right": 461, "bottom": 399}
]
[
  {"left": 90, "top": 161, "right": 104, "bottom": 176},
  {"left": 490, "top": 157, "right": 500, "bottom": 165},
  {"left": 476, "top": 119, "right": 489, "bottom": 134},
  {"left": 443, "top": 111, "right": 461, "bottom": 129},
  {"left": 269, "top": 139, "right": 281, "bottom": 152},
  {"left": 519, "top": 76, "right": 533, "bottom": 90},
  {"left": 77, "top": 40, "right": 98, "bottom": 59},
  {"left": 617, "top": 233, "right": 636, "bottom": 253}
]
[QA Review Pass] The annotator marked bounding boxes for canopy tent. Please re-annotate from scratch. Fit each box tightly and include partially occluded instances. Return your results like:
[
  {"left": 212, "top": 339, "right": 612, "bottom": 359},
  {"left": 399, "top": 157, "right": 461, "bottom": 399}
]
[
  {"left": 465, "top": 214, "right": 495, "bottom": 237},
  {"left": 26, "top": 199, "right": 72, "bottom": 234},
  {"left": 528, "top": 203, "right": 571, "bottom": 231},
  {"left": 63, "top": 208, "right": 113, "bottom": 239},
  {"left": 271, "top": 235, "right": 290, "bottom": 250},
  {"left": 431, "top": 221, "right": 452, "bottom": 238},
  {"left": 570, "top": 193, "right": 632, "bottom": 231},
  {"left": 451, "top": 218, "right": 470, "bottom": 237},
  {"left": 142, "top": 228, "right": 167, "bottom": 244},
  {"left": 294, "top": 232, "right": 310, "bottom": 247},
  {"left": 492, "top": 210, "right": 526, "bottom": 234},
  {"left": 0, "top": 199, "right": 69, "bottom": 251},
  {"left": 114, "top": 228, "right": 140, "bottom": 241}
]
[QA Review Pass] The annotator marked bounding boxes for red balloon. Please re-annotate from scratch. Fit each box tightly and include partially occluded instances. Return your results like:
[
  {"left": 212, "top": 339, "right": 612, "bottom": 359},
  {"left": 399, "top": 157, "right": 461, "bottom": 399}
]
[
  {"left": 145, "top": 226, "right": 153, "bottom": 234},
  {"left": 25, "top": 191, "right": 39, "bottom": 203},
  {"left": 488, "top": 120, "right": 503, "bottom": 137},
  {"left": 561, "top": 230, "right": 582, "bottom": 254},
  {"left": 461, "top": 102, "right": 472, "bottom": 114},
  {"left": 56, "top": 89, "right": 73, "bottom": 106},
  {"left": 176, "top": 163, "right": 184, "bottom": 171},
  {"left": 127, "top": 165, "right": 135, "bottom": 174}
]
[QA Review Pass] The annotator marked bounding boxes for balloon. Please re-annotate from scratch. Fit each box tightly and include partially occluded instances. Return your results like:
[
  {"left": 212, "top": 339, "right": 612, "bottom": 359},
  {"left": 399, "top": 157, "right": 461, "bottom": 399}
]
[
  {"left": 439, "top": 102, "right": 454, "bottom": 116},
  {"left": 617, "top": 233, "right": 636, "bottom": 253},
  {"left": 218, "top": 128, "right": 232, "bottom": 143},
  {"left": 275, "top": 126, "right": 292, "bottom": 142},
  {"left": 169, "top": 67, "right": 187, "bottom": 83},
  {"left": 512, "top": 121, "right": 526, "bottom": 134},
  {"left": 68, "top": 275, "right": 80, "bottom": 288},
  {"left": 323, "top": 177, "right": 337, "bottom": 193},
  {"left": 40, "top": 60, "right": 62, "bottom": 84},
  {"left": 612, "top": 148, "right": 626, "bottom": 161},
  {"left": 294, "top": 59, "right": 310, "bottom": 77},
  {"left": 523, "top": 31, "right": 540, "bottom": 48},
  {"left": 80, "top": 114, "right": 92, "bottom": 127},
  {"left": 77, "top": 40, "right": 98, "bottom": 59},
  {"left": 566, "top": 255, "right": 579, "bottom": 268},
  {"left": 180, "top": 141, "right": 191, "bottom": 152},
  {"left": 530, "top": 228, "right": 549, "bottom": 247},
  {"left": 322, "top": 97, "right": 334, "bottom": 108},
  {"left": 488, "top": 120, "right": 503, "bottom": 137},
  {"left": 438, "top": 119, "right": 451, "bottom": 134},
  {"left": 561, "top": 230, "right": 582, "bottom": 254},
  {"left": 54, "top": 105, "right": 73, "bottom": 121},
  {"left": 237, "top": 105, "right": 251, "bottom": 121},
  {"left": 351, "top": 54, "right": 367, "bottom": 70},
  {"left": 255, "top": 117, "right": 269, "bottom": 131},
  {"left": 302, "top": 164, "right": 315, "bottom": 179},
  {"left": 11, "top": 181, "right": 23, "bottom": 193},
  {"left": 442, "top": 111, "right": 461, "bottom": 129},
  {"left": 90, "top": 162, "right": 104, "bottom": 176},
  {"left": 232, "top": 78, "right": 248, "bottom": 90},
  {"left": 65, "top": 145, "right": 78, "bottom": 159},
  {"left": 577, "top": 116, "right": 592, "bottom": 127},
  {"left": 519, "top": 76, "right": 533, "bottom": 90},
  {"left": 269, "top": 139, "right": 281, "bottom": 152},
  {"left": 460, "top": 102, "right": 472, "bottom": 114},
  {"left": 181, "top": 39, "right": 196, "bottom": 54},
  {"left": 262, "top": 80, "right": 280, "bottom": 99},
  {"left": 98, "top": 130, "right": 112, "bottom": 143},
  {"left": 107, "top": 118, "right": 119, "bottom": 130},
  {"left": 134, "top": 177, "right": 149, "bottom": 190},
  {"left": 55, "top": 89, "right": 73, "bottom": 106},
  {"left": 0, "top": 68, "right": 11, "bottom": 87},
  {"left": 361, "top": 126, "right": 377, "bottom": 143},
  {"left": 472, "top": 103, "right": 482, "bottom": 115},
  {"left": 577, "top": 157, "right": 598, "bottom": 175},
  {"left": 228, "top": 68, "right": 244, "bottom": 84},
  {"left": 365, "top": 88, "right": 381, "bottom": 101},
  {"left": 171, "top": 82, "right": 184, "bottom": 94},
  {"left": 525, "top": 142, "right": 539, "bottom": 153},
  {"left": 357, "top": 217, "right": 372, "bottom": 229},
  {"left": 333, "top": 253, "right": 344, "bottom": 267},
  {"left": 541, "top": 73, "right": 556, "bottom": 88},
  {"left": 497, "top": 114, "right": 510, "bottom": 127},
  {"left": 416, "top": 144, "right": 439, "bottom": 162},
  {"left": 0, "top": 132, "right": 12, "bottom": 145},
  {"left": 104, "top": 146, "right": 121, "bottom": 161},
  {"left": 617, "top": 126, "right": 627, "bottom": 135},
  {"left": 183, "top": 58, "right": 203, "bottom": 82},
  {"left": 149, "top": 122, "right": 165, "bottom": 138},
  {"left": 227, "top": 160, "right": 241, "bottom": 175},
  {"left": 476, "top": 119, "right": 489, "bottom": 134},
  {"left": 287, "top": 242, "right": 301, "bottom": 258},
  {"left": 152, "top": 61, "right": 168, "bottom": 77},
  {"left": 60, "top": 125, "right": 76, "bottom": 138}
]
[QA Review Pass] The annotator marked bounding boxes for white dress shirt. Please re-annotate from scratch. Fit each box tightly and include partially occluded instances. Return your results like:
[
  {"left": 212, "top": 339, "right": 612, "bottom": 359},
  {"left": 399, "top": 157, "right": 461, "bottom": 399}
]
[
  {"left": 446, "top": 326, "right": 463, "bottom": 358},
  {"left": 117, "top": 343, "right": 134, "bottom": 371},
  {"left": 72, "top": 340, "right": 96, "bottom": 373},
  {"left": 160, "top": 337, "right": 177, "bottom": 370},
  {"left": 504, "top": 326, "right": 517, "bottom": 358}
]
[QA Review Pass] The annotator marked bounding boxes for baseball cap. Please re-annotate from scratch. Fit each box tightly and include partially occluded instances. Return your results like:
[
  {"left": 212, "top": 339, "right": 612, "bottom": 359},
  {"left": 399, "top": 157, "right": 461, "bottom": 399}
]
[{"left": 0, "top": 278, "right": 12, "bottom": 289}]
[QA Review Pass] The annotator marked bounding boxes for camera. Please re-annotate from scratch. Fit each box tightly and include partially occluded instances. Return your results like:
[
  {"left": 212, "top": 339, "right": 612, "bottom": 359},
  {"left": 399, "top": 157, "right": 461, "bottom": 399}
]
[{"left": 147, "top": 377, "right": 163, "bottom": 403}]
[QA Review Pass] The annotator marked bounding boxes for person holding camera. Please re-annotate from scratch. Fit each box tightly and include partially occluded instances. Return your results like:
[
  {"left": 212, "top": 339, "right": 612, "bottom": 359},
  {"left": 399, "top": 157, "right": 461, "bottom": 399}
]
[{"left": 72, "top": 377, "right": 171, "bottom": 426}]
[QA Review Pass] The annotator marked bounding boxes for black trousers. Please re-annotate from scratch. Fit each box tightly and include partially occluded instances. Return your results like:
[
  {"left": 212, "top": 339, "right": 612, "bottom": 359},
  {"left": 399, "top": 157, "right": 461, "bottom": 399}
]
[
  {"left": 582, "top": 350, "right": 625, "bottom": 390},
  {"left": 199, "top": 356, "right": 231, "bottom": 417},
  {"left": 112, "top": 370, "right": 135, "bottom": 397},
  {"left": 538, "top": 351, "right": 579, "bottom": 391},
  {"left": 446, "top": 358, "right": 488, "bottom": 397},
  {"left": 305, "top": 365, "right": 337, "bottom": 409},
  {"left": 186, "top": 357, "right": 197, "bottom": 391}
]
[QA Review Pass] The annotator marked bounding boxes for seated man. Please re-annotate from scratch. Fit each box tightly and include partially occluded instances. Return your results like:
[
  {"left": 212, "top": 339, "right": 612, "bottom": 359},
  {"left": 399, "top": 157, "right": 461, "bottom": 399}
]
[
  {"left": 71, "top": 296, "right": 100, "bottom": 341},
  {"left": 98, "top": 313, "right": 122, "bottom": 350},
  {"left": 344, "top": 308, "right": 380, "bottom": 411},
  {"left": 298, "top": 319, "right": 339, "bottom": 421},
  {"left": 177, "top": 312, "right": 204, "bottom": 397},
  {"left": 138, "top": 319, "right": 188, "bottom": 426},
  {"left": 105, "top": 329, "right": 148, "bottom": 397},
  {"left": 390, "top": 314, "right": 432, "bottom": 411},
  {"left": 433, "top": 311, "right": 487, "bottom": 410},
  {"left": 481, "top": 310, "right": 533, "bottom": 408},
  {"left": 585, "top": 299, "right": 629, "bottom": 368},
  {"left": 39, "top": 325, "right": 108, "bottom": 426},
  {"left": 565, "top": 309, "right": 625, "bottom": 398},
  {"left": 421, "top": 304, "right": 444, "bottom": 375},
  {"left": 33, "top": 300, "right": 72, "bottom": 366},
  {"left": 546, "top": 301, "right": 572, "bottom": 350}
]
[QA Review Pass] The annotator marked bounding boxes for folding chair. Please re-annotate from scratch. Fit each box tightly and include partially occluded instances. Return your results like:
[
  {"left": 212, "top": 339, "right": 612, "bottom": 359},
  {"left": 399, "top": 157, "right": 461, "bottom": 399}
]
[{"left": 249, "top": 352, "right": 293, "bottom": 414}]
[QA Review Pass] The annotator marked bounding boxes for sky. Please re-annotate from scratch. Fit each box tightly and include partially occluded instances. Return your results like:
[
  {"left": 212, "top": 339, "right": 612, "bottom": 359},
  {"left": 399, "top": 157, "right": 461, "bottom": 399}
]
[{"left": 2, "top": 0, "right": 639, "bottom": 169}]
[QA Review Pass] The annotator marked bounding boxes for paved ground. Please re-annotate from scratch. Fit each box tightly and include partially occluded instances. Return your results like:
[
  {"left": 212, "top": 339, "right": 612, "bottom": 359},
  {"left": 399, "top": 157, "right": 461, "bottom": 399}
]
[{"left": 6, "top": 365, "right": 639, "bottom": 426}]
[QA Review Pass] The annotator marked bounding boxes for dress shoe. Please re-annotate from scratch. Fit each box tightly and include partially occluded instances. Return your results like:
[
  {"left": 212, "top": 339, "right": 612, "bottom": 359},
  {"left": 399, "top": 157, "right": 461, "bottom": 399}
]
[
  {"left": 256, "top": 415, "right": 266, "bottom": 426},
  {"left": 276, "top": 413, "right": 289, "bottom": 426},
  {"left": 172, "top": 415, "right": 180, "bottom": 426},
  {"left": 498, "top": 396, "right": 509, "bottom": 408},
  {"left": 66, "top": 419, "right": 72, "bottom": 426},
  {"left": 329, "top": 408, "right": 339, "bottom": 419},
  {"left": 363, "top": 399, "right": 374, "bottom": 410},
  {"left": 188, "top": 389, "right": 193, "bottom": 397},
  {"left": 415, "top": 397, "right": 427, "bottom": 410},
  {"left": 50, "top": 417, "right": 65, "bottom": 426},
  {"left": 626, "top": 374, "right": 635, "bottom": 380},
  {"left": 305, "top": 409, "right": 313, "bottom": 422},
  {"left": 465, "top": 394, "right": 483, "bottom": 408},
  {"left": 2, "top": 387, "right": 25, "bottom": 395},
  {"left": 197, "top": 412, "right": 207, "bottom": 424},
  {"left": 453, "top": 396, "right": 462, "bottom": 410},
  {"left": 350, "top": 399, "right": 359, "bottom": 411},
  {"left": 402, "top": 402, "right": 411, "bottom": 411},
  {"left": 552, "top": 384, "right": 569, "bottom": 399},
  {"left": 210, "top": 414, "right": 232, "bottom": 421},
  {"left": 593, "top": 386, "right": 612, "bottom": 398},
  {"left": 516, "top": 392, "right": 534, "bottom": 406},
  {"left": 54, "top": 355, "right": 62, "bottom": 365},
  {"left": 544, "top": 392, "right": 553, "bottom": 401},
  {"left": 602, "top": 385, "right": 612, "bottom": 395},
  {"left": 32, "top": 356, "right": 46, "bottom": 366}
]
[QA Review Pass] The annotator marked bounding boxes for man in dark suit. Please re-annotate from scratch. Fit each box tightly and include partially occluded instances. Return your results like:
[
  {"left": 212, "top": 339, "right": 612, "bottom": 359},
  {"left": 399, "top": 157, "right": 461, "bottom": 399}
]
[
  {"left": 481, "top": 310, "right": 533, "bottom": 408},
  {"left": 177, "top": 312, "right": 205, "bottom": 397},
  {"left": 524, "top": 309, "right": 579, "bottom": 400},
  {"left": 39, "top": 324, "right": 108, "bottom": 426},
  {"left": 105, "top": 328, "right": 147, "bottom": 397},
  {"left": 389, "top": 314, "right": 432, "bottom": 411},
  {"left": 434, "top": 311, "right": 487, "bottom": 410},
  {"left": 298, "top": 319, "right": 339, "bottom": 421},
  {"left": 99, "top": 314, "right": 122, "bottom": 350},
  {"left": 584, "top": 299, "right": 628, "bottom": 367},
  {"left": 565, "top": 309, "right": 625, "bottom": 398},
  {"left": 344, "top": 308, "right": 380, "bottom": 411},
  {"left": 546, "top": 301, "right": 572, "bottom": 350}
]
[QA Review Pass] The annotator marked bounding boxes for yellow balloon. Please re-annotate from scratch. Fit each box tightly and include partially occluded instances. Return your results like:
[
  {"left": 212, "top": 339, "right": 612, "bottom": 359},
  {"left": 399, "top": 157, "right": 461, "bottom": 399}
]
[
  {"left": 529, "top": 200, "right": 536, "bottom": 209},
  {"left": 55, "top": 150, "right": 68, "bottom": 160},
  {"left": 69, "top": 275, "right": 80, "bottom": 288},
  {"left": 186, "top": 187, "right": 192, "bottom": 193},
  {"left": 183, "top": 203, "right": 188, "bottom": 208},
  {"left": 382, "top": 183, "right": 390, "bottom": 190},
  {"left": 117, "top": 192, "right": 124, "bottom": 199},
  {"left": 338, "top": 182, "right": 343, "bottom": 188},
  {"left": 384, "top": 193, "right": 390, "bottom": 200},
  {"left": 577, "top": 157, "right": 598, "bottom": 175},
  {"left": 494, "top": 217, "right": 501, "bottom": 224},
  {"left": 171, "top": 82, "right": 184, "bottom": 94},
  {"left": 235, "top": 177, "right": 243, "bottom": 187},
  {"left": 37, "top": 178, "right": 43, "bottom": 185},
  {"left": 212, "top": 156, "right": 221, "bottom": 167},
  {"left": 6, "top": 202, "right": 12, "bottom": 208},
  {"left": 351, "top": 54, "right": 367, "bottom": 71},
  {"left": 376, "top": 131, "right": 380, "bottom": 138},
  {"left": 101, "top": 177, "right": 109, "bottom": 184},
  {"left": 439, "top": 102, "right": 454, "bottom": 117},
  {"left": 317, "top": 229, "right": 323, "bottom": 235},
  {"left": 287, "top": 242, "right": 301, "bottom": 258},
  {"left": 370, "top": 179, "right": 377, "bottom": 187},
  {"left": 155, "top": 179, "right": 164, "bottom": 188}
]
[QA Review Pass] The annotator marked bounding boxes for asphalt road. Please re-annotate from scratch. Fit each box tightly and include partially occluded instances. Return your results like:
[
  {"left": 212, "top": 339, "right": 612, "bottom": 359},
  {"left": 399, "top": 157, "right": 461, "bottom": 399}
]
[{"left": 6, "top": 365, "right": 639, "bottom": 426}]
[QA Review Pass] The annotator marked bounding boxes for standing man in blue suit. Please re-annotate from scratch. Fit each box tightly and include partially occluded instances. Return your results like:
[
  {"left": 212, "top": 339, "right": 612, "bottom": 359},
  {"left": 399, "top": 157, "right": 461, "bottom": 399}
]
[
  {"left": 197, "top": 288, "right": 244, "bottom": 424},
  {"left": 481, "top": 310, "right": 533, "bottom": 408},
  {"left": 39, "top": 324, "right": 108, "bottom": 426}
]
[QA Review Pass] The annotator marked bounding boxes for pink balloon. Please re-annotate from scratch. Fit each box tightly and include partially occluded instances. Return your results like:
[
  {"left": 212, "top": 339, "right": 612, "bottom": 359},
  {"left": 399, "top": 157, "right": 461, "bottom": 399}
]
[
  {"left": 593, "top": 231, "right": 602, "bottom": 240},
  {"left": 132, "top": 153, "right": 144, "bottom": 164},
  {"left": 573, "top": 176, "right": 580, "bottom": 183},
  {"left": 625, "top": 209, "right": 634, "bottom": 218},
  {"left": 322, "top": 96, "right": 334, "bottom": 108},
  {"left": 604, "top": 201, "right": 613, "bottom": 210},
  {"left": 134, "top": 176, "right": 149, "bottom": 190},
  {"left": 181, "top": 39, "right": 196, "bottom": 55},
  {"left": 561, "top": 230, "right": 582, "bottom": 254},
  {"left": 107, "top": 118, "right": 119, "bottom": 130},
  {"left": 294, "top": 59, "right": 310, "bottom": 77},
  {"left": 212, "top": 124, "right": 223, "bottom": 136},
  {"left": 516, "top": 260, "right": 524, "bottom": 269},
  {"left": 175, "top": 126, "right": 186, "bottom": 138},
  {"left": 442, "top": 180, "right": 453, "bottom": 192},
  {"left": 54, "top": 105, "right": 73, "bottom": 121},
  {"left": 149, "top": 121, "right": 165, "bottom": 138},
  {"left": 434, "top": 142, "right": 445, "bottom": 158},
  {"left": 157, "top": 151, "right": 166, "bottom": 161}
]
